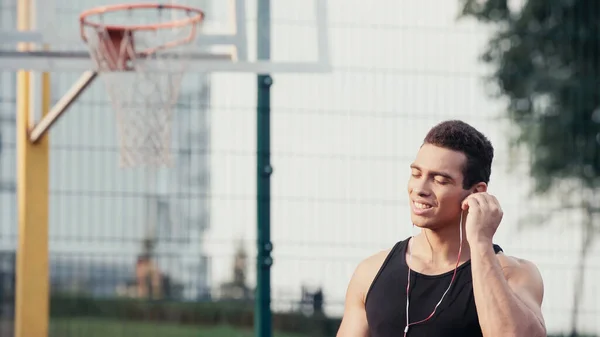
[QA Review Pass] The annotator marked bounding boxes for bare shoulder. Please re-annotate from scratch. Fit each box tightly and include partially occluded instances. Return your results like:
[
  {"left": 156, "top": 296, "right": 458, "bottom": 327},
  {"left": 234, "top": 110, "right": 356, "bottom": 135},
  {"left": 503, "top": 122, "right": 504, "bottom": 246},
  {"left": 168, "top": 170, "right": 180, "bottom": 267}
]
[
  {"left": 337, "top": 248, "right": 393, "bottom": 336},
  {"left": 496, "top": 253, "right": 544, "bottom": 303},
  {"left": 496, "top": 253, "right": 542, "bottom": 280},
  {"left": 351, "top": 248, "right": 392, "bottom": 303}
]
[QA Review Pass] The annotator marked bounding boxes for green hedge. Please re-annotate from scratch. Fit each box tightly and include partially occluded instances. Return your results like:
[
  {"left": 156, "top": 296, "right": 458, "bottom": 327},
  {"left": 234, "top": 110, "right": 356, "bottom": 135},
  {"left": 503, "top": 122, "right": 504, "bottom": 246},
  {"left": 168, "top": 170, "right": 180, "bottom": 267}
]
[
  {"left": 50, "top": 295, "right": 341, "bottom": 337},
  {"left": 49, "top": 295, "right": 594, "bottom": 337}
]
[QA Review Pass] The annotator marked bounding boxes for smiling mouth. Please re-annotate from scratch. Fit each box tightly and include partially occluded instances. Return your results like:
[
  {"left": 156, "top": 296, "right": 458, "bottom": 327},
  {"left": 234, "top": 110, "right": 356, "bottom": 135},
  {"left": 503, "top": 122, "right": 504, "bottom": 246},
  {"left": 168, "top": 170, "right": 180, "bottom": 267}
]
[{"left": 413, "top": 201, "right": 433, "bottom": 209}]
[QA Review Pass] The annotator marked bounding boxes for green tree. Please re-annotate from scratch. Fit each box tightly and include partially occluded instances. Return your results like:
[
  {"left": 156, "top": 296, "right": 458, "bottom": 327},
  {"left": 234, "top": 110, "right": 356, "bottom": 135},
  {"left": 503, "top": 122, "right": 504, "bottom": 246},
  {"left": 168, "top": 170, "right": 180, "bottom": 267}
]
[{"left": 459, "top": 0, "right": 600, "bottom": 335}]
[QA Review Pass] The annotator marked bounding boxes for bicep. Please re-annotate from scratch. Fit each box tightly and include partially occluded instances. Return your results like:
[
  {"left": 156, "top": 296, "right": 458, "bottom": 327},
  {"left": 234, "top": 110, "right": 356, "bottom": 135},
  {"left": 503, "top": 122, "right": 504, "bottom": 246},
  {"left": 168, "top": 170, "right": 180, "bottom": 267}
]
[
  {"left": 337, "top": 302, "right": 369, "bottom": 337},
  {"left": 507, "top": 260, "right": 546, "bottom": 328},
  {"left": 336, "top": 270, "right": 370, "bottom": 337}
]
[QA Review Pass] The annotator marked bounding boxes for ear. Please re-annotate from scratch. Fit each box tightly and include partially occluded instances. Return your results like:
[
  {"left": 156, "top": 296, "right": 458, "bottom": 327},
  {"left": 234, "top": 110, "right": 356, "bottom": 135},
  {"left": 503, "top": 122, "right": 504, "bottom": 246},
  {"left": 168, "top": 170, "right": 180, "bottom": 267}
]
[{"left": 473, "top": 182, "right": 487, "bottom": 193}]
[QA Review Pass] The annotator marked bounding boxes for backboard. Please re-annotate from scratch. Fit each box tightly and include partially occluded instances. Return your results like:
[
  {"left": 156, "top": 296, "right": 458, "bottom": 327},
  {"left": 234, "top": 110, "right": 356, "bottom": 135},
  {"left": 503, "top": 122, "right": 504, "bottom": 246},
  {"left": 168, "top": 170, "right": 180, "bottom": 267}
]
[{"left": 0, "top": 0, "right": 331, "bottom": 73}]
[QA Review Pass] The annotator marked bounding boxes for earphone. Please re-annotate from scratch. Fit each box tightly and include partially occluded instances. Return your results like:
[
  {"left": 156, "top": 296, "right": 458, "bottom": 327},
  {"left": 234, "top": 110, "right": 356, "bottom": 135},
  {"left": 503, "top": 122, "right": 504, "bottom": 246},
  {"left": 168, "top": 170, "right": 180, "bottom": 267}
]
[{"left": 403, "top": 211, "right": 464, "bottom": 336}]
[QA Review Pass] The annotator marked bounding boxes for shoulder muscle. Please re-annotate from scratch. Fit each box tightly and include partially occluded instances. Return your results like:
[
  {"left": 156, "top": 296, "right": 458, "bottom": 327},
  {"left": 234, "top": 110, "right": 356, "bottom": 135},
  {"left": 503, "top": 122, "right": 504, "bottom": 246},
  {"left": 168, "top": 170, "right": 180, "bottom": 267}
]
[{"left": 336, "top": 248, "right": 392, "bottom": 337}]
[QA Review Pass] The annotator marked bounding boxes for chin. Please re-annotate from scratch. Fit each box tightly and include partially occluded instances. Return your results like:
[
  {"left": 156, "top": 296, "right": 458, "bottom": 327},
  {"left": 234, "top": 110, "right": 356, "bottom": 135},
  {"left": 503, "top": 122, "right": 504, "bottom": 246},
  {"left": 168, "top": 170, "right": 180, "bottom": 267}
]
[
  {"left": 410, "top": 215, "right": 433, "bottom": 228},
  {"left": 410, "top": 214, "right": 443, "bottom": 230}
]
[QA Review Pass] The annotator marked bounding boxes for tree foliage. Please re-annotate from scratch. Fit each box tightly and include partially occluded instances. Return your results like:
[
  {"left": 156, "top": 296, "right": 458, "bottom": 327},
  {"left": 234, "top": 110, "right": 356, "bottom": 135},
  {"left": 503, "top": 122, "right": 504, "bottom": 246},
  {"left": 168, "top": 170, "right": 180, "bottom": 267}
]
[
  {"left": 459, "top": 0, "right": 600, "bottom": 335},
  {"left": 461, "top": 0, "right": 600, "bottom": 195}
]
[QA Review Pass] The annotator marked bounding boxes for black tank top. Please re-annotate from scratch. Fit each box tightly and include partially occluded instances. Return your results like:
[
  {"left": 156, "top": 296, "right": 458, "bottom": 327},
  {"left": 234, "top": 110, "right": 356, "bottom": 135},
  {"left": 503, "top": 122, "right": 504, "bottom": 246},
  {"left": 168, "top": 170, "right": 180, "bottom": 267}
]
[{"left": 365, "top": 238, "right": 503, "bottom": 337}]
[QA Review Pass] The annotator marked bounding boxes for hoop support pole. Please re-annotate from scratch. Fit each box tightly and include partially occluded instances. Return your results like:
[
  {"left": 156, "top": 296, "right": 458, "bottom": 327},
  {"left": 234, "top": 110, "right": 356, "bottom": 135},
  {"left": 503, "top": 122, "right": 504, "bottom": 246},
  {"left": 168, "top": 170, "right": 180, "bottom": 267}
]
[
  {"left": 28, "top": 70, "right": 97, "bottom": 143},
  {"left": 15, "top": 0, "right": 50, "bottom": 336}
]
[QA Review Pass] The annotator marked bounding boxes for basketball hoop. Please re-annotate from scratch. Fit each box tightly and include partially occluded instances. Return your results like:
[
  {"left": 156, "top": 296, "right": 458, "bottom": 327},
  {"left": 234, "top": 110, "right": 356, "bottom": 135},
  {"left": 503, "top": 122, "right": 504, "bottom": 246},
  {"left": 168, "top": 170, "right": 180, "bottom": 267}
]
[{"left": 80, "top": 3, "right": 205, "bottom": 167}]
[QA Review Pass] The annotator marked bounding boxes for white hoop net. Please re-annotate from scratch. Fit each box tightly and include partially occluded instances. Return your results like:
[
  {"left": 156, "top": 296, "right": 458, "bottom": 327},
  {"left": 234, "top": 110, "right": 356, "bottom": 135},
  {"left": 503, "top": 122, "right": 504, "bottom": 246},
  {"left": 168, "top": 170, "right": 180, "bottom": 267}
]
[{"left": 81, "top": 6, "right": 203, "bottom": 168}]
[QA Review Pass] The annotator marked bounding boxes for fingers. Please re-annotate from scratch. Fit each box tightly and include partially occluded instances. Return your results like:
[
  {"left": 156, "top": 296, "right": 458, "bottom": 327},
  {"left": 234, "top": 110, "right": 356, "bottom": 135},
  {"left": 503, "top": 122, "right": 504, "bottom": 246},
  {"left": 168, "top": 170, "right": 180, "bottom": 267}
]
[
  {"left": 462, "top": 194, "right": 480, "bottom": 210},
  {"left": 467, "top": 192, "right": 503, "bottom": 215}
]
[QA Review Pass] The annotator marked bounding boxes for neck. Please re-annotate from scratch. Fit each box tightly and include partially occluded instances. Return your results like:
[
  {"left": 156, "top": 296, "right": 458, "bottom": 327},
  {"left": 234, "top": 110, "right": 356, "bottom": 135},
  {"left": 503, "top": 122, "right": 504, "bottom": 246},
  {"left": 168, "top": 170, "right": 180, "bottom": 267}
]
[{"left": 411, "top": 219, "right": 471, "bottom": 266}]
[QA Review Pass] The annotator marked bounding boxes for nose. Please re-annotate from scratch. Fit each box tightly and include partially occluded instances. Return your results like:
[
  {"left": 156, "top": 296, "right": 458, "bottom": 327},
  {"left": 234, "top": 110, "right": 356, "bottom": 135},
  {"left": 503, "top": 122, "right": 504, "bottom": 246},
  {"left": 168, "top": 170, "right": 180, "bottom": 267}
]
[
  {"left": 414, "top": 187, "right": 431, "bottom": 197},
  {"left": 409, "top": 177, "right": 431, "bottom": 197}
]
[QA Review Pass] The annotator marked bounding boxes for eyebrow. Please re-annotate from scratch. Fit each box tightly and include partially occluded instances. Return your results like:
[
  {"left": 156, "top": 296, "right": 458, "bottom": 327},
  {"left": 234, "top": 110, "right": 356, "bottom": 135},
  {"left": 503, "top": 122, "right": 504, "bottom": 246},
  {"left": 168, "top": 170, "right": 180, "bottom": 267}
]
[{"left": 410, "top": 164, "right": 455, "bottom": 181}]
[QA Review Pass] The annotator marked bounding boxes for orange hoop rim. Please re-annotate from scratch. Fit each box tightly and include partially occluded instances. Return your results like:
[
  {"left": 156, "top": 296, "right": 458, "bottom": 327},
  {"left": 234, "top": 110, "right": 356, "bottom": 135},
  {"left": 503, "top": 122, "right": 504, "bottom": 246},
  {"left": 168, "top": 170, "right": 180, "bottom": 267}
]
[{"left": 80, "top": 3, "right": 205, "bottom": 34}]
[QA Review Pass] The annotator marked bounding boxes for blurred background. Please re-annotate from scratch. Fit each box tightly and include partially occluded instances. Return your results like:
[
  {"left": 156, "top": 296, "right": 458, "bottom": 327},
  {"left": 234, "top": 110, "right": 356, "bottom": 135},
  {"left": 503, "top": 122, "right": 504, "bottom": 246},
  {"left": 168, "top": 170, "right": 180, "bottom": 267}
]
[{"left": 0, "top": 0, "right": 599, "bottom": 336}]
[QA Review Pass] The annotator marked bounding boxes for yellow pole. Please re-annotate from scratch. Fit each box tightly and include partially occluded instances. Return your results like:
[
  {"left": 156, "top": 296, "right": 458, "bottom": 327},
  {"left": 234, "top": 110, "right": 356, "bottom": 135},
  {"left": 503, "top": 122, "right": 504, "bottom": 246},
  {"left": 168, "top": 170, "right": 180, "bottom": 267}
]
[{"left": 15, "top": 0, "right": 50, "bottom": 335}]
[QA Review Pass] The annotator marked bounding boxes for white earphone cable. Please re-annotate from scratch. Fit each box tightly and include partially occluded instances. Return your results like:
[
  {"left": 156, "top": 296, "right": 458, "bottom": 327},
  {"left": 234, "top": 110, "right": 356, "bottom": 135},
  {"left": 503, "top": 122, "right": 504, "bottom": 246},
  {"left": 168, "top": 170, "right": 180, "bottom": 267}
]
[{"left": 404, "top": 212, "right": 463, "bottom": 336}]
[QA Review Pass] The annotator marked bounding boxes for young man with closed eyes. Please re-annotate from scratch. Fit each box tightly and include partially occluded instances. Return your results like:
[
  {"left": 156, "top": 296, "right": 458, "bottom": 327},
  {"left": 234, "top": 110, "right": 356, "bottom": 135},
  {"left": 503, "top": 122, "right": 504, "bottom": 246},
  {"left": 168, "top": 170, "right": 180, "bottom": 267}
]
[{"left": 336, "top": 120, "right": 546, "bottom": 337}]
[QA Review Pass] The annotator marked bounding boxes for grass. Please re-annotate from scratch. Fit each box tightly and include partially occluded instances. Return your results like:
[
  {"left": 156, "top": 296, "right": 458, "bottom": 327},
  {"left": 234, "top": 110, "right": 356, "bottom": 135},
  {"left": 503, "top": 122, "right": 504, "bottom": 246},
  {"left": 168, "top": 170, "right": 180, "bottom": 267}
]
[{"left": 49, "top": 317, "right": 309, "bottom": 337}]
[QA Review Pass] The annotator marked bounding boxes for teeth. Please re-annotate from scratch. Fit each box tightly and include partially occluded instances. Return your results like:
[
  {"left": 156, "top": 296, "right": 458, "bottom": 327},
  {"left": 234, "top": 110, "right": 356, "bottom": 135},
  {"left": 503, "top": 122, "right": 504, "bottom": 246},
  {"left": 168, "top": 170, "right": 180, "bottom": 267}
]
[{"left": 414, "top": 202, "right": 432, "bottom": 209}]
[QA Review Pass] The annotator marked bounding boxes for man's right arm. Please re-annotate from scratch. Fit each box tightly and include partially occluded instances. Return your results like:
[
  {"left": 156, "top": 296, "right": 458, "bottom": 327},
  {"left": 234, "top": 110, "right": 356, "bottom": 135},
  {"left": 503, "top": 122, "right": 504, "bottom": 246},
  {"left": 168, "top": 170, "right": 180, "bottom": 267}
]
[
  {"left": 337, "top": 250, "right": 388, "bottom": 337},
  {"left": 336, "top": 262, "right": 370, "bottom": 337}
]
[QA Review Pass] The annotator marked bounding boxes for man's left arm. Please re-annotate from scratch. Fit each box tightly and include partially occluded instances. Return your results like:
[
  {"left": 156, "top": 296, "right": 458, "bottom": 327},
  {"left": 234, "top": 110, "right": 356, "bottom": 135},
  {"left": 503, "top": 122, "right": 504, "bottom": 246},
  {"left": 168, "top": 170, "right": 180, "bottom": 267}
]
[{"left": 470, "top": 242, "right": 546, "bottom": 337}]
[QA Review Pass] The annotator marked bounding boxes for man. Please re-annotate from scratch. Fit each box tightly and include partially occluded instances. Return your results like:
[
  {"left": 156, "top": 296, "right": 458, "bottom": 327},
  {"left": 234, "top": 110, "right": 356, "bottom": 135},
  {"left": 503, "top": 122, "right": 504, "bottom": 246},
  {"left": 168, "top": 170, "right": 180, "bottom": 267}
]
[{"left": 336, "top": 120, "right": 546, "bottom": 337}]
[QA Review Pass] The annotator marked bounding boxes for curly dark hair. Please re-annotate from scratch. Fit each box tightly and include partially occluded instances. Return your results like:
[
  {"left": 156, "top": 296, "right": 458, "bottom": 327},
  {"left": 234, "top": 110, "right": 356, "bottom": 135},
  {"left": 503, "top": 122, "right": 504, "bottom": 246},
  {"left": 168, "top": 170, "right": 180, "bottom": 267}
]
[{"left": 423, "top": 120, "right": 494, "bottom": 189}]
